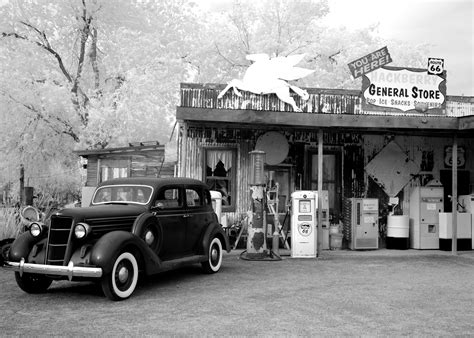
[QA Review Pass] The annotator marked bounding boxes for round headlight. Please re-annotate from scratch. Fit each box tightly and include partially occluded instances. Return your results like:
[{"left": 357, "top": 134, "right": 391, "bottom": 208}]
[
  {"left": 74, "top": 223, "right": 90, "bottom": 239},
  {"left": 30, "top": 222, "right": 43, "bottom": 237}
]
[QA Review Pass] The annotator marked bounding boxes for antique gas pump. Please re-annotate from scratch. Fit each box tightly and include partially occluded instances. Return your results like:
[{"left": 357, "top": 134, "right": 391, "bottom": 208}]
[
  {"left": 291, "top": 191, "right": 318, "bottom": 258},
  {"left": 241, "top": 150, "right": 280, "bottom": 260},
  {"left": 241, "top": 150, "right": 268, "bottom": 260}
]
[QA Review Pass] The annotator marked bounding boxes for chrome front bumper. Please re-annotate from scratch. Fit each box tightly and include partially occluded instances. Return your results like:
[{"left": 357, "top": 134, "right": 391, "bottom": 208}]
[{"left": 2, "top": 258, "right": 103, "bottom": 281}]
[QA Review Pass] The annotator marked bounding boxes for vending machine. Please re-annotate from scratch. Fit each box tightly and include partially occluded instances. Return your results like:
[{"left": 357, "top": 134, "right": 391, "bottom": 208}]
[
  {"left": 291, "top": 191, "right": 317, "bottom": 258},
  {"left": 349, "top": 198, "right": 379, "bottom": 250},
  {"left": 409, "top": 182, "right": 444, "bottom": 249}
]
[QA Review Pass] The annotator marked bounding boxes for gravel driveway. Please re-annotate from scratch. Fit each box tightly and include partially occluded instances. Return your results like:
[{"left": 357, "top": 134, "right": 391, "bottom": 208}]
[{"left": 1, "top": 249, "right": 473, "bottom": 336}]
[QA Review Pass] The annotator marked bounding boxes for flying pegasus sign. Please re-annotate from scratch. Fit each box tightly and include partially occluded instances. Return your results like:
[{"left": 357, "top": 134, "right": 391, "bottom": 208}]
[{"left": 217, "top": 54, "right": 315, "bottom": 112}]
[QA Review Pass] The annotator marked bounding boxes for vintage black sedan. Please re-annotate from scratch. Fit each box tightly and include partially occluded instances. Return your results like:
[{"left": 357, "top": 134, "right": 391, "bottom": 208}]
[{"left": 2, "top": 177, "right": 230, "bottom": 300}]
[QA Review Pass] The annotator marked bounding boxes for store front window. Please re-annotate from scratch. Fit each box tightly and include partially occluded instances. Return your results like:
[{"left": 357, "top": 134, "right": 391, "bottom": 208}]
[{"left": 204, "top": 148, "right": 236, "bottom": 211}]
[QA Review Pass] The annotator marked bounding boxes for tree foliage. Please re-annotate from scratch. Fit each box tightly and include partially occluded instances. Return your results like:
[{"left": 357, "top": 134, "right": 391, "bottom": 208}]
[{"left": 0, "top": 0, "right": 432, "bottom": 205}]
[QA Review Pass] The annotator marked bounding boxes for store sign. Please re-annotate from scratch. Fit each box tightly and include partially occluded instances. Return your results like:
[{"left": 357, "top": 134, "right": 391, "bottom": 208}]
[
  {"left": 361, "top": 66, "right": 447, "bottom": 113},
  {"left": 348, "top": 46, "right": 392, "bottom": 79}
]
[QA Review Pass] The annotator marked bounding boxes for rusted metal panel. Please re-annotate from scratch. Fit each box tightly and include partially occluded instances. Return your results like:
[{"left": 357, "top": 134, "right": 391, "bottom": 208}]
[
  {"left": 180, "top": 83, "right": 474, "bottom": 118},
  {"left": 181, "top": 83, "right": 360, "bottom": 114}
]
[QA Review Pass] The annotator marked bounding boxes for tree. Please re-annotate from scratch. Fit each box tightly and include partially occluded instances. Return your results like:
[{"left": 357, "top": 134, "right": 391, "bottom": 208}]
[{"left": 0, "top": 0, "right": 203, "bottom": 203}]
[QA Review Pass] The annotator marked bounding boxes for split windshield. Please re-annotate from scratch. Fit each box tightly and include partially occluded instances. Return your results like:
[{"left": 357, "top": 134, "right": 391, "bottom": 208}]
[{"left": 92, "top": 185, "right": 153, "bottom": 205}]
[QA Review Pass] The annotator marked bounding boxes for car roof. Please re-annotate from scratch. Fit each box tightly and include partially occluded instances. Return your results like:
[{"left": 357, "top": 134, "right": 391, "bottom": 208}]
[{"left": 97, "top": 177, "right": 208, "bottom": 190}]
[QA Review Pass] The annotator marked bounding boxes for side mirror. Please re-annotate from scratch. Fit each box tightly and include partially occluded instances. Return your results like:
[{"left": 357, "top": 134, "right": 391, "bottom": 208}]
[{"left": 151, "top": 202, "right": 165, "bottom": 211}]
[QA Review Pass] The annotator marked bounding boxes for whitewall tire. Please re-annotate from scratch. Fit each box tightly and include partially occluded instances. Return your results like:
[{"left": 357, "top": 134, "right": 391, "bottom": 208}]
[
  {"left": 201, "top": 237, "right": 223, "bottom": 274},
  {"left": 101, "top": 251, "right": 138, "bottom": 301}
]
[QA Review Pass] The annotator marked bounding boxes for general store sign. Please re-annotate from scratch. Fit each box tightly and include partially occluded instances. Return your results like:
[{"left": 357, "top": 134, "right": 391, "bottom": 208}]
[
  {"left": 348, "top": 46, "right": 392, "bottom": 78},
  {"left": 361, "top": 66, "right": 447, "bottom": 114}
]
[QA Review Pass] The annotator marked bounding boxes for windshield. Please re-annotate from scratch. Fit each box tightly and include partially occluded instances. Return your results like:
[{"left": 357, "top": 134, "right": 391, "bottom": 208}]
[{"left": 92, "top": 185, "right": 153, "bottom": 205}]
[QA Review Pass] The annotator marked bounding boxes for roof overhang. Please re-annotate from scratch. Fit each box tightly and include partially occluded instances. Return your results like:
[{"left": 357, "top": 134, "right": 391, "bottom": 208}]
[{"left": 74, "top": 142, "right": 164, "bottom": 158}]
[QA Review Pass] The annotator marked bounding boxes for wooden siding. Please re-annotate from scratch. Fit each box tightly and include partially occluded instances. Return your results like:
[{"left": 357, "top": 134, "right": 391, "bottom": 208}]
[
  {"left": 180, "top": 83, "right": 474, "bottom": 118},
  {"left": 85, "top": 158, "right": 99, "bottom": 187},
  {"left": 179, "top": 124, "right": 474, "bottom": 228},
  {"left": 179, "top": 128, "right": 250, "bottom": 224},
  {"left": 178, "top": 125, "right": 369, "bottom": 225},
  {"left": 83, "top": 150, "right": 175, "bottom": 187}
]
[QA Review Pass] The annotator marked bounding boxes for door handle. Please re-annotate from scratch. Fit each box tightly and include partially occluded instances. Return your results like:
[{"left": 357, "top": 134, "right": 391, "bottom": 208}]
[{"left": 183, "top": 214, "right": 192, "bottom": 218}]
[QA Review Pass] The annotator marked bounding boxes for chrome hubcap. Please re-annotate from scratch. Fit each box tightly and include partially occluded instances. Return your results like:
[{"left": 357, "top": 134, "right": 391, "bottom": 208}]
[
  {"left": 211, "top": 247, "right": 218, "bottom": 262},
  {"left": 145, "top": 230, "right": 155, "bottom": 245},
  {"left": 118, "top": 266, "right": 129, "bottom": 283}
]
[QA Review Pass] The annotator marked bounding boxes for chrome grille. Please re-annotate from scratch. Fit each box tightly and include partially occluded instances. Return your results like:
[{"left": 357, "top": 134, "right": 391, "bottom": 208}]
[{"left": 47, "top": 216, "right": 73, "bottom": 266}]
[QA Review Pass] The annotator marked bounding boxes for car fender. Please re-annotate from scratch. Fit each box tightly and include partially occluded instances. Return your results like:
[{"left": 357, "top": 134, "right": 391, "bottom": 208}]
[
  {"left": 89, "top": 231, "right": 162, "bottom": 275},
  {"left": 199, "top": 222, "right": 231, "bottom": 255},
  {"left": 8, "top": 232, "right": 42, "bottom": 262}
]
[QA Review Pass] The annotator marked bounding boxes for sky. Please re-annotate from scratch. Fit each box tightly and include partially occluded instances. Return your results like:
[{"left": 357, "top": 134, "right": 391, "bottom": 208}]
[
  {"left": 2, "top": 0, "right": 472, "bottom": 95},
  {"left": 202, "top": 0, "right": 473, "bottom": 96},
  {"left": 323, "top": 0, "right": 473, "bottom": 96}
]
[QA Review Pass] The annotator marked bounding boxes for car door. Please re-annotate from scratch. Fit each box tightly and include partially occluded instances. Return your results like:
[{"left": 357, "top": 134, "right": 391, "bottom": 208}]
[
  {"left": 153, "top": 185, "right": 186, "bottom": 259},
  {"left": 183, "top": 185, "right": 212, "bottom": 253}
]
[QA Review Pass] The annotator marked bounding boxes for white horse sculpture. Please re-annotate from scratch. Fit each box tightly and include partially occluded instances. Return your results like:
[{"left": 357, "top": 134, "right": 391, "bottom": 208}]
[{"left": 217, "top": 53, "right": 314, "bottom": 112}]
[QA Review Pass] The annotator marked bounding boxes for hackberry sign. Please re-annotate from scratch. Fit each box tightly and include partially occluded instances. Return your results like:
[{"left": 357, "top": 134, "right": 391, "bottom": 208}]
[{"left": 361, "top": 66, "right": 447, "bottom": 114}]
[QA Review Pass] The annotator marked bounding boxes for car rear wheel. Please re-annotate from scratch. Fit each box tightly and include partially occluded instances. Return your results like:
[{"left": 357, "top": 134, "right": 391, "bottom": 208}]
[
  {"left": 101, "top": 251, "right": 138, "bottom": 301},
  {"left": 201, "top": 237, "right": 223, "bottom": 274},
  {"left": 15, "top": 272, "right": 52, "bottom": 294}
]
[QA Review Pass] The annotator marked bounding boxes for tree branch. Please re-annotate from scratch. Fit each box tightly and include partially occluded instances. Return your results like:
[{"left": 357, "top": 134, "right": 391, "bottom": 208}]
[
  {"left": 214, "top": 43, "right": 247, "bottom": 68},
  {"left": 89, "top": 27, "right": 100, "bottom": 93},
  {"left": 4, "top": 92, "right": 80, "bottom": 143}
]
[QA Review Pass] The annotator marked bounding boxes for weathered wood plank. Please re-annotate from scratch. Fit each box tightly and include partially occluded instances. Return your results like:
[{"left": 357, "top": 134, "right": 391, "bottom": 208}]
[
  {"left": 177, "top": 107, "right": 460, "bottom": 131},
  {"left": 180, "top": 83, "right": 474, "bottom": 117}
]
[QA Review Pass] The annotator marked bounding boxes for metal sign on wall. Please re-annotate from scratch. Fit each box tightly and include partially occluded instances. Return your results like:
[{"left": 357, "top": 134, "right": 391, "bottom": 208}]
[
  {"left": 444, "top": 146, "right": 465, "bottom": 168},
  {"left": 361, "top": 66, "right": 447, "bottom": 114}
]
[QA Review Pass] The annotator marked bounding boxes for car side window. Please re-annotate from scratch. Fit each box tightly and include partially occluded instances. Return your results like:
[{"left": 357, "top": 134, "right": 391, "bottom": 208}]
[
  {"left": 155, "top": 187, "right": 182, "bottom": 209},
  {"left": 204, "top": 189, "right": 212, "bottom": 206},
  {"left": 185, "top": 187, "right": 203, "bottom": 208}
]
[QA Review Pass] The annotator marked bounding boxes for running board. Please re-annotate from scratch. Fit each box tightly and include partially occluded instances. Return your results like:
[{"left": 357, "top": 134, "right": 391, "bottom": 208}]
[{"left": 149, "top": 255, "right": 207, "bottom": 275}]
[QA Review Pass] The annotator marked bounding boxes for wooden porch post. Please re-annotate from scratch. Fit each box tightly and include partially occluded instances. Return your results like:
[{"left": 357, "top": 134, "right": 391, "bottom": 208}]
[
  {"left": 317, "top": 130, "right": 323, "bottom": 257},
  {"left": 180, "top": 122, "right": 188, "bottom": 177},
  {"left": 452, "top": 135, "right": 458, "bottom": 254}
]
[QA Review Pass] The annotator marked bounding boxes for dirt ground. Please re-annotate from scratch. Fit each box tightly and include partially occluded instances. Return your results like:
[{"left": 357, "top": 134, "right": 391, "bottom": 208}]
[{"left": 1, "top": 249, "right": 473, "bottom": 336}]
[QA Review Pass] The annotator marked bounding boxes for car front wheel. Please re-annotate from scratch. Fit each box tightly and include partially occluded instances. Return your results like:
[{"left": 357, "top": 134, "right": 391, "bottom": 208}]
[
  {"left": 15, "top": 272, "right": 52, "bottom": 294},
  {"left": 201, "top": 237, "right": 223, "bottom": 274},
  {"left": 101, "top": 251, "right": 138, "bottom": 301}
]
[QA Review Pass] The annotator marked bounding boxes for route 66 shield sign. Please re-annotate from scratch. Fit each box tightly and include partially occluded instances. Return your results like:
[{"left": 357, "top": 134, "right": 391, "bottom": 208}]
[{"left": 428, "top": 58, "right": 444, "bottom": 75}]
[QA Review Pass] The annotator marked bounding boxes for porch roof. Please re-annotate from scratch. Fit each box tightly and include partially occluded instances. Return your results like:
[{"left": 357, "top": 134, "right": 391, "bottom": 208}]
[{"left": 74, "top": 141, "right": 163, "bottom": 158}]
